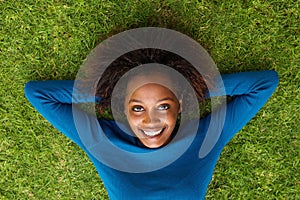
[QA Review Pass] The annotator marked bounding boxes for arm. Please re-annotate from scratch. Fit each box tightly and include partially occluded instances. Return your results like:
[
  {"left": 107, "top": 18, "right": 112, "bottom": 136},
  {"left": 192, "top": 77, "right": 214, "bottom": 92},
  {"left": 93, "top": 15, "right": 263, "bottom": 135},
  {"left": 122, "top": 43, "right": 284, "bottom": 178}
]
[
  {"left": 24, "top": 80, "right": 84, "bottom": 147},
  {"left": 211, "top": 70, "right": 279, "bottom": 145}
]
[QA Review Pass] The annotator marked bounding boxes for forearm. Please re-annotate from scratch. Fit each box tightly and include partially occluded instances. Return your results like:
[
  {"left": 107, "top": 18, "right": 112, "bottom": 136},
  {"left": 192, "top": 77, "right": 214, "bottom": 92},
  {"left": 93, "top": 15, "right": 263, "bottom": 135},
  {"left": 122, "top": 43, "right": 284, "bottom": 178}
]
[
  {"left": 24, "top": 80, "right": 74, "bottom": 106},
  {"left": 209, "top": 70, "right": 279, "bottom": 97},
  {"left": 211, "top": 70, "right": 279, "bottom": 145},
  {"left": 222, "top": 70, "right": 278, "bottom": 97},
  {"left": 24, "top": 80, "right": 82, "bottom": 145}
]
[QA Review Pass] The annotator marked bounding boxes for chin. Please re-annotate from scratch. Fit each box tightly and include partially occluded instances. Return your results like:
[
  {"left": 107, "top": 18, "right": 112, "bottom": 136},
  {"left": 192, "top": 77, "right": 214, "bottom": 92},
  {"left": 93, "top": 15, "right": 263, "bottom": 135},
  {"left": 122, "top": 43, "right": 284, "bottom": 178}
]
[
  {"left": 140, "top": 136, "right": 172, "bottom": 149},
  {"left": 143, "top": 142, "right": 163, "bottom": 149}
]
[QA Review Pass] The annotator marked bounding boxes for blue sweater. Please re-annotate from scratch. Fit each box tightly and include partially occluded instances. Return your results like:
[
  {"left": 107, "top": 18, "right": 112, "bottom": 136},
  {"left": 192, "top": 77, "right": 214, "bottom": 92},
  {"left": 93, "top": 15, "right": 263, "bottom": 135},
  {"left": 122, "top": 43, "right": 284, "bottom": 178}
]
[{"left": 24, "top": 70, "right": 278, "bottom": 199}]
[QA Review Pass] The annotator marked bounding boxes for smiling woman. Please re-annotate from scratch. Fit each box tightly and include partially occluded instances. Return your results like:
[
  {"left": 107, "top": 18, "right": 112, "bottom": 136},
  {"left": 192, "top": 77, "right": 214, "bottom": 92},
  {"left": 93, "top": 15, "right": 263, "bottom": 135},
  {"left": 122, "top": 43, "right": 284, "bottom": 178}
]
[
  {"left": 24, "top": 45, "right": 279, "bottom": 199},
  {"left": 97, "top": 50, "right": 206, "bottom": 149}
]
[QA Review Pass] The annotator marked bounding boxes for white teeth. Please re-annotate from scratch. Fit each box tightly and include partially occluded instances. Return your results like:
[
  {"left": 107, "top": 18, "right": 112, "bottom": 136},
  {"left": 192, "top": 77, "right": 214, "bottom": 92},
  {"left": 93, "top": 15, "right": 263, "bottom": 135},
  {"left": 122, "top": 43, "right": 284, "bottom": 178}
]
[{"left": 142, "top": 129, "right": 163, "bottom": 137}]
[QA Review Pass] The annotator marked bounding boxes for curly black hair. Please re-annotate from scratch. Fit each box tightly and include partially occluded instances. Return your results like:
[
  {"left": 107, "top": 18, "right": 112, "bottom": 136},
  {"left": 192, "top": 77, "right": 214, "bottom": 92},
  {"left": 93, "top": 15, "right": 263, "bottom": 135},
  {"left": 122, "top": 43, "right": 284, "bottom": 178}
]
[{"left": 94, "top": 48, "right": 214, "bottom": 119}]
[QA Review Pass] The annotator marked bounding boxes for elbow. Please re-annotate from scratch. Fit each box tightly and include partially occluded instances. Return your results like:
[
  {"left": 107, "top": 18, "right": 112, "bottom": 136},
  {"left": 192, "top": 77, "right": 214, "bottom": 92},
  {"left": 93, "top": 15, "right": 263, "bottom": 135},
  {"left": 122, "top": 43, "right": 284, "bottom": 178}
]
[
  {"left": 256, "top": 70, "right": 279, "bottom": 97},
  {"left": 24, "top": 81, "right": 40, "bottom": 103},
  {"left": 267, "top": 70, "right": 279, "bottom": 91},
  {"left": 24, "top": 81, "right": 33, "bottom": 100}
]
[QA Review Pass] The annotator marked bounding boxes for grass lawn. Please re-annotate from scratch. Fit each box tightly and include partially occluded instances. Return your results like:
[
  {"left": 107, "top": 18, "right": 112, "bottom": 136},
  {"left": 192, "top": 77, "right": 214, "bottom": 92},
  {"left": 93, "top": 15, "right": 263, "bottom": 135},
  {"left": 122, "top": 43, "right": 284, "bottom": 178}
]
[{"left": 1, "top": 0, "right": 299, "bottom": 199}]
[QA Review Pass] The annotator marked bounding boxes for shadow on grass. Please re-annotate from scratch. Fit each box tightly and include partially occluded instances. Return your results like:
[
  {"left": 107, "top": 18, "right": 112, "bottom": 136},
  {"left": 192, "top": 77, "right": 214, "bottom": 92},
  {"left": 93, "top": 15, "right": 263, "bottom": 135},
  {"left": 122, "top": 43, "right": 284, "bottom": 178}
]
[
  {"left": 95, "top": 2, "right": 197, "bottom": 47},
  {"left": 94, "top": 2, "right": 273, "bottom": 75},
  {"left": 26, "top": 1, "right": 273, "bottom": 81}
]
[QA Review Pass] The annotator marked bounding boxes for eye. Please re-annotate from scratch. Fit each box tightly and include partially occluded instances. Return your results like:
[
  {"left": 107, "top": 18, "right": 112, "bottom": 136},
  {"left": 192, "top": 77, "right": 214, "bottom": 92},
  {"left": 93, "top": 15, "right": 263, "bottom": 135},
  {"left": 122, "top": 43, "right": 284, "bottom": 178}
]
[
  {"left": 131, "top": 105, "right": 145, "bottom": 112},
  {"left": 157, "top": 104, "right": 170, "bottom": 111}
]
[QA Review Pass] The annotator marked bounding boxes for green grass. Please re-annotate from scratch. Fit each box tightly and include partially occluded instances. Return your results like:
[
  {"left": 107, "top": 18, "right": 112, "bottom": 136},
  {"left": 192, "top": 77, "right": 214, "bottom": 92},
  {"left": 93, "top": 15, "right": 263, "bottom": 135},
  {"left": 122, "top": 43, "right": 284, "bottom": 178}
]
[{"left": 1, "top": 0, "right": 299, "bottom": 199}]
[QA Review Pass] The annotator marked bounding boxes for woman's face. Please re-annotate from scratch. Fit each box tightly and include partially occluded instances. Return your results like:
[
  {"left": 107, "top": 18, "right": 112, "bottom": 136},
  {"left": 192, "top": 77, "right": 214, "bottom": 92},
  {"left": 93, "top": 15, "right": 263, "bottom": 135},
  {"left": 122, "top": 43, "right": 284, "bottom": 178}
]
[{"left": 125, "top": 83, "right": 181, "bottom": 148}]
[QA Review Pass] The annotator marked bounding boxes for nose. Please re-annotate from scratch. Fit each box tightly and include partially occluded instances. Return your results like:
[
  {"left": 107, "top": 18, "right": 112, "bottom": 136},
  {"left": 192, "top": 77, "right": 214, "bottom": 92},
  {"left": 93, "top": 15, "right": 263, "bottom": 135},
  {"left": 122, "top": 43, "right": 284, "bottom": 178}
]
[{"left": 142, "top": 110, "right": 162, "bottom": 124}]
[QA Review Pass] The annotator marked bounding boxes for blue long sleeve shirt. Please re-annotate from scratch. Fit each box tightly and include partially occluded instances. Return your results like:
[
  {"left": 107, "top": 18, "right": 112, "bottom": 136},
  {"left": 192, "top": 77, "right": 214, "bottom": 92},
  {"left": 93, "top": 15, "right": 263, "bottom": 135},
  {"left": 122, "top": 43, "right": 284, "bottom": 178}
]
[{"left": 24, "top": 70, "right": 279, "bottom": 199}]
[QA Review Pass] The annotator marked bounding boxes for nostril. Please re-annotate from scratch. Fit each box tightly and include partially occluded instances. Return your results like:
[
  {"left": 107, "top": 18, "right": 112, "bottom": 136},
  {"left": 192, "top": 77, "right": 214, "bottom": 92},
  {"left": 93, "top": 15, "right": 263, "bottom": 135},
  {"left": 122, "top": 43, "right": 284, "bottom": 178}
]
[{"left": 142, "top": 112, "right": 161, "bottom": 124}]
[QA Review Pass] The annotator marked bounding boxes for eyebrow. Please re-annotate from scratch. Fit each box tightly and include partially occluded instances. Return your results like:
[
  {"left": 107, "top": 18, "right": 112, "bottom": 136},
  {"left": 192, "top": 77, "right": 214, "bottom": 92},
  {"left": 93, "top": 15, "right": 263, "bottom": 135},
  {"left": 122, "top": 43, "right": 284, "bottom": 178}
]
[{"left": 128, "top": 97, "right": 177, "bottom": 104}]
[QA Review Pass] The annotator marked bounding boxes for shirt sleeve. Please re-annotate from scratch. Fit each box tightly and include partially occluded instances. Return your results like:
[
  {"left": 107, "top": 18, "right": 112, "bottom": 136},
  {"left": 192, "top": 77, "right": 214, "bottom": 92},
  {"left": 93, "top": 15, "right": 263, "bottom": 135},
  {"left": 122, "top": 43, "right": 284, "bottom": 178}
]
[
  {"left": 24, "top": 80, "right": 84, "bottom": 147},
  {"left": 211, "top": 70, "right": 279, "bottom": 146}
]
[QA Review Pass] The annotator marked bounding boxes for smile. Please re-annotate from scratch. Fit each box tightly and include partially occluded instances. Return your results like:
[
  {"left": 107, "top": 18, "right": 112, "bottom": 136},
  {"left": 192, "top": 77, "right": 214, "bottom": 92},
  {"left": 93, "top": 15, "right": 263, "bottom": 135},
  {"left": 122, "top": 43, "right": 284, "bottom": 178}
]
[{"left": 141, "top": 128, "right": 165, "bottom": 137}]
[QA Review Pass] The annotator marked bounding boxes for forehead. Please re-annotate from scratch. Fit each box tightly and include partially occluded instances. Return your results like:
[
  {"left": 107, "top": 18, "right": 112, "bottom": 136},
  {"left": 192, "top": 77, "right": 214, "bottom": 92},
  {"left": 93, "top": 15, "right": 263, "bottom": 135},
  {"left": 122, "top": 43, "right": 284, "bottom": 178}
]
[
  {"left": 129, "top": 83, "right": 177, "bottom": 99},
  {"left": 127, "top": 72, "right": 173, "bottom": 88},
  {"left": 126, "top": 72, "right": 178, "bottom": 98}
]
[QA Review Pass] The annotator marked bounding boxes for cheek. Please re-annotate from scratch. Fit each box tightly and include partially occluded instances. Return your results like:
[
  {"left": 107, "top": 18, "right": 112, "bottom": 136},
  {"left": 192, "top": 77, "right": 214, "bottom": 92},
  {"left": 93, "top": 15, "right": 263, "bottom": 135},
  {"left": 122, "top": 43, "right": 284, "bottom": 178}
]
[
  {"left": 127, "top": 113, "right": 142, "bottom": 126},
  {"left": 166, "top": 112, "right": 179, "bottom": 126}
]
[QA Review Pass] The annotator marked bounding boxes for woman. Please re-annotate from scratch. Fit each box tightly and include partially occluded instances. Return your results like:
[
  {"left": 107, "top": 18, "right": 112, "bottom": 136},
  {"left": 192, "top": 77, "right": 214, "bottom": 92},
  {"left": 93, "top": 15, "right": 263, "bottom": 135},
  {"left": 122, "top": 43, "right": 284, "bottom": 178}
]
[{"left": 25, "top": 48, "right": 278, "bottom": 199}]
